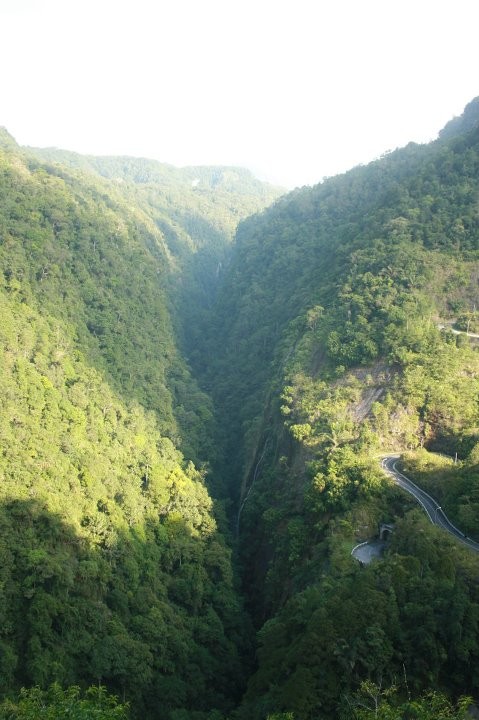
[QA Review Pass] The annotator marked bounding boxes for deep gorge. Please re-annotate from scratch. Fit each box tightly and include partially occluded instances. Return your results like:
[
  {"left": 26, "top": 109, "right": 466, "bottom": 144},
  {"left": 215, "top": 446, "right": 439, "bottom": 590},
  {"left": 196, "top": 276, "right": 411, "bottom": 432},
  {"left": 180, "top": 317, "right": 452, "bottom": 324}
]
[{"left": 1, "top": 97, "right": 479, "bottom": 719}]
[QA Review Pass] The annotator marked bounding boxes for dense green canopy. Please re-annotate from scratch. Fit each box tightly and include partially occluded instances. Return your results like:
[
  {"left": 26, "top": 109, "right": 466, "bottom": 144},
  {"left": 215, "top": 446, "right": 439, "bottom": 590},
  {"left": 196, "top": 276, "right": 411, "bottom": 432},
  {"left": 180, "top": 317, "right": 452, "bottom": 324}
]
[
  {"left": 0, "top": 138, "right": 278, "bottom": 718},
  {"left": 1, "top": 98, "right": 479, "bottom": 719},
  {"left": 203, "top": 100, "right": 479, "bottom": 717}
]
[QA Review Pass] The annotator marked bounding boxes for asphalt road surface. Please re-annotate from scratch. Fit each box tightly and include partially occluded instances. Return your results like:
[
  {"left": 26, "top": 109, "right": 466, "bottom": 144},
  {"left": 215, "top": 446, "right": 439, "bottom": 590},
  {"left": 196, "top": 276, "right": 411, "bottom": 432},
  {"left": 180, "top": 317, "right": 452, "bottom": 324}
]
[
  {"left": 381, "top": 455, "right": 479, "bottom": 552},
  {"left": 351, "top": 539, "right": 386, "bottom": 564}
]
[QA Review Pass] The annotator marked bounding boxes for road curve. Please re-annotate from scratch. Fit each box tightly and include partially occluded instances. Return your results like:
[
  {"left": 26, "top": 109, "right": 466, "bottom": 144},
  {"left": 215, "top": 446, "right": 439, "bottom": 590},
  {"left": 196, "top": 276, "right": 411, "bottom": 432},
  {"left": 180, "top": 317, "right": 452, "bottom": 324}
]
[
  {"left": 438, "top": 323, "right": 479, "bottom": 339},
  {"left": 351, "top": 539, "right": 386, "bottom": 564},
  {"left": 381, "top": 455, "right": 479, "bottom": 552}
]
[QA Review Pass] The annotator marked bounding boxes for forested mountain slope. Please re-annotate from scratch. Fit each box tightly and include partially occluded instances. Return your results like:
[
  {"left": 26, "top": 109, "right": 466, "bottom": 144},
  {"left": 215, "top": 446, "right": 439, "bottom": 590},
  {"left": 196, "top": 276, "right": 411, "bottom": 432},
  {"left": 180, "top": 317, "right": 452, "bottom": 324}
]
[
  {"left": 203, "top": 98, "right": 479, "bottom": 717},
  {"left": 26, "top": 144, "right": 282, "bottom": 364},
  {"left": 210, "top": 99, "right": 479, "bottom": 492},
  {"left": 0, "top": 135, "right": 280, "bottom": 719}
]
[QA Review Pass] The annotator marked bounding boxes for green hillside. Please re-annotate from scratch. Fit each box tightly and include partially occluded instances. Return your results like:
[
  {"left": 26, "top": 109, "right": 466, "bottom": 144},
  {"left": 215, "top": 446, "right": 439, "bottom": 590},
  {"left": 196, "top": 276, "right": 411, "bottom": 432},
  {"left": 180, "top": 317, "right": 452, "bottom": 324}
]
[
  {"left": 26, "top": 145, "right": 283, "bottom": 365},
  {"left": 202, "top": 101, "right": 479, "bottom": 717},
  {"left": 0, "top": 139, "right": 276, "bottom": 719}
]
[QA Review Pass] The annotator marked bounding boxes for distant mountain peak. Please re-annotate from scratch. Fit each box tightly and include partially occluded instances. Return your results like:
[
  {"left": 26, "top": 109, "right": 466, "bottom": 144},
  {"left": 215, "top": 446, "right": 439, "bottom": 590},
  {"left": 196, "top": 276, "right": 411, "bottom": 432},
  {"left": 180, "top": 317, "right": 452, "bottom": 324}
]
[
  {"left": 439, "top": 96, "right": 479, "bottom": 139},
  {"left": 0, "top": 126, "right": 18, "bottom": 149}
]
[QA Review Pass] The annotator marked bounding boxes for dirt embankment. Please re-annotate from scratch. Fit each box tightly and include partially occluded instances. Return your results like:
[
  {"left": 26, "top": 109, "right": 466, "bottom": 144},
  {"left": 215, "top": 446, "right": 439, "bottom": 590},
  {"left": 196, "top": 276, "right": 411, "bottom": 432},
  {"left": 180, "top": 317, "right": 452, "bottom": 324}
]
[{"left": 348, "top": 362, "right": 396, "bottom": 422}]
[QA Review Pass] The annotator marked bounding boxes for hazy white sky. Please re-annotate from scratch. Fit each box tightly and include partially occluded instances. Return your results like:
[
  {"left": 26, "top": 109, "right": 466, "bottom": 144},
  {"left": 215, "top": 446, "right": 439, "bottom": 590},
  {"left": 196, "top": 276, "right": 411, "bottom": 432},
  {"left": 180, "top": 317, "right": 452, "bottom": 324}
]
[{"left": 1, "top": 0, "right": 478, "bottom": 187}]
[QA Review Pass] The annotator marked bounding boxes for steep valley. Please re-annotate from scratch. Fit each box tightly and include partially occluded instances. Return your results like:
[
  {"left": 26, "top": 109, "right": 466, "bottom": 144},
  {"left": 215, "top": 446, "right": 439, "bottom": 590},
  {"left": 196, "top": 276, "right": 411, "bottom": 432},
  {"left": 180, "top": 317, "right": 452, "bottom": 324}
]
[{"left": 1, "top": 97, "right": 479, "bottom": 719}]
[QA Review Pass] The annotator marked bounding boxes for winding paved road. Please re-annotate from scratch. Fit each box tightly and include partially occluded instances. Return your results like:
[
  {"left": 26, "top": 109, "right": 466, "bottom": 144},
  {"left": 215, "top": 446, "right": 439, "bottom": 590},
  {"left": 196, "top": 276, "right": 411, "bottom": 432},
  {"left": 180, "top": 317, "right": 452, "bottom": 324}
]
[
  {"left": 381, "top": 455, "right": 479, "bottom": 552},
  {"left": 438, "top": 323, "right": 479, "bottom": 339},
  {"left": 351, "top": 539, "right": 386, "bottom": 564}
]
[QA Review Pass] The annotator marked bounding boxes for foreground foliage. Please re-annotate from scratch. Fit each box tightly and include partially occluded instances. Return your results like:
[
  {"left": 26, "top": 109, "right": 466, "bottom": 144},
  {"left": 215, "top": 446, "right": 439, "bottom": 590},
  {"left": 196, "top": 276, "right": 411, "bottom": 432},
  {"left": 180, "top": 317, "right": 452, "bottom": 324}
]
[
  {"left": 0, "top": 684, "right": 128, "bottom": 719},
  {"left": 350, "top": 685, "right": 471, "bottom": 720}
]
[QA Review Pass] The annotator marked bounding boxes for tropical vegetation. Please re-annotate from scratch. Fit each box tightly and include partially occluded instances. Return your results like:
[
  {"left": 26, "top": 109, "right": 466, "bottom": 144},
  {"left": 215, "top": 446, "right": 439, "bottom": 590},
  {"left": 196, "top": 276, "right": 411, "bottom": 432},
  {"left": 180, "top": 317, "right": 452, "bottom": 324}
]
[{"left": 0, "top": 97, "right": 478, "bottom": 718}]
